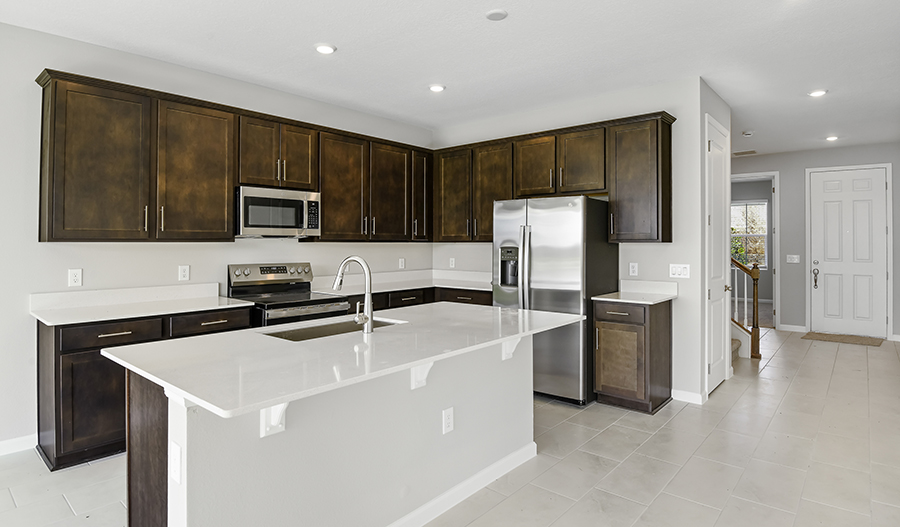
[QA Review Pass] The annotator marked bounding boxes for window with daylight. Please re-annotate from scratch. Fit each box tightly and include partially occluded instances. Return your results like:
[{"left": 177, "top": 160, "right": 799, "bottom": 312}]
[{"left": 731, "top": 201, "right": 767, "bottom": 267}]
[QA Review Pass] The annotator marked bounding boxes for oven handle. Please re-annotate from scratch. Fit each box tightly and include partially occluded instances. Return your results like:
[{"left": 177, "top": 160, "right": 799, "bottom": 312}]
[{"left": 264, "top": 302, "right": 351, "bottom": 320}]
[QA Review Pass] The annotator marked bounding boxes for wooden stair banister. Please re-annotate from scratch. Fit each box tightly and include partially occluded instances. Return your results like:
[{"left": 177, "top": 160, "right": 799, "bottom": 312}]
[{"left": 731, "top": 258, "right": 761, "bottom": 359}]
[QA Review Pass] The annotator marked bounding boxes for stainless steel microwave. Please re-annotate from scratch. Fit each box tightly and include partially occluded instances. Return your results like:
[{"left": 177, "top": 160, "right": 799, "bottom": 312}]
[{"left": 236, "top": 186, "right": 321, "bottom": 238}]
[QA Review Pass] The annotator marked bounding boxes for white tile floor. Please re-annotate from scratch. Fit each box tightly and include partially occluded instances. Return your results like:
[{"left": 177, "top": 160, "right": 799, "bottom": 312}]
[{"left": 1, "top": 328, "right": 898, "bottom": 526}]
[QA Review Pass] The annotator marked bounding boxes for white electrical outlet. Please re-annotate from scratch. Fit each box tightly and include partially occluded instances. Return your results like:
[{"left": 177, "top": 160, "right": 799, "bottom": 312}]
[
  {"left": 178, "top": 265, "right": 190, "bottom": 281},
  {"left": 449, "top": 258, "right": 456, "bottom": 268},
  {"left": 399, "top": 258, "right": 406, "bottom": 269},
  {"left": 442, "top": 407, "right": 454, "bottom": 434},
  {"left": 786, "top": 255, "right": 800, "bottom": 264},
  {"left": 669, "top": 264, "right": 690, "bottom": 278},
  {"left": 629, "top": 263, "right": 639, "bottom": 276},
  {"left": 67, "top": 269, "right": 83, "bottom": 287}
]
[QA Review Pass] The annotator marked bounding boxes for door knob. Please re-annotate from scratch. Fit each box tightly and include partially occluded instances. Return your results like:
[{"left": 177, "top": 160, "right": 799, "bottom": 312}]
[
  {"left": 724, "top": 285, "right": 732, "bottom": 291},
  {"left": 812, "top": 268, "right": 819, "bottom": 289}
]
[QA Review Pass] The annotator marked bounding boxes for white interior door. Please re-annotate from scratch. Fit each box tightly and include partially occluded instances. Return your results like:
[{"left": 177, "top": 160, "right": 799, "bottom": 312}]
[
  {"left": 706, "top": 116, "right": 729, "bottom": 391},
  {"left": 810, "top": 167, "right": 888, "bottom": 338}
]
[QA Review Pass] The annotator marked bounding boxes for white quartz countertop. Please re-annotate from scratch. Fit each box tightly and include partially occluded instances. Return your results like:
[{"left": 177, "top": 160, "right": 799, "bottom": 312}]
[
  {"left": 30, "top": 283, "right": 254, "bottom": 326},
  {"left": 102, "top": 303, "right": 582, "bottom": 418},
  {"left": 591, "top": 292, "right": 677, "bottom": 305}
]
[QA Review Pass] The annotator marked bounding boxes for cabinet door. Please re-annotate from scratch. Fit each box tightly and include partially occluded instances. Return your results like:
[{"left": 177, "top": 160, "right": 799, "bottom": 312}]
[
  {"left": 411, "top": 151, "right": 431, "bottom": 241},
  {"left": 281, "top": 125, "right": 318, "bottom": 191},
  {"left": 558, "top": 128, "right": 606, "bottom": 193},
  {"left": 434, "top": 149, "right": 473, "bottom": 241},
  {"left": 473, "top": 143, "right": 512, "bottom": 242},
  {"left": 319, "top": 132, "right": 368, "bottom": 240},
  {"left": 369, "top": 142, "right": 410, "bottom": 241},
  {"left": 514, "top": 135, "right": 556, "bottom": 197},
  {"left": 156, "top": 101, "right": 234, "bottom": 240},
  {"left": 47, "top": 81, "right": 151, "bottom": 241},
  {"left": 59, "top": 350, "right": 126, "bottom": 454},
  {"left": 607, "top": 119, "right": 670, "bottom": 242},
  {"left": 595, "top": 320, "right": 646, "bottom": 401},
  {"left": 238, "top": 116, "right": 280, "bottom": 188}
]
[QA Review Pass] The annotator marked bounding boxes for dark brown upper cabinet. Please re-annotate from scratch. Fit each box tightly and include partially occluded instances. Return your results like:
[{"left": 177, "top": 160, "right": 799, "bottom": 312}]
[
  {"left": 238, "top": 116, "right": 317, "bottom": 191},
  {"left": 558, "top": 128, "right": 606, "bottom": 193},
  {"left": 434, "top": 149, "right": 473, "bottom": 242},
  {"left": 607, "top": 114, "right": 673, "bottom": 243},
  {"left": 411, "top": 151, "right": 432, "bottom": 241},
  {"left": 156, "top": 101, "right": 235, "bottom": 241},
  {"left": 473, "top": 143, "right": 513, "bottom": 242},
  {"left": 319, "top": 132, "right": 369, "bottom": 241},
  {"left": 39, "top": 80, "right": 152, "bottom": 241},
  {"left": 514, "top": 136, "right": 556, "bottom": 197},
  {"left": 369, "top": 142, "right": 410, "bottom": 241}
]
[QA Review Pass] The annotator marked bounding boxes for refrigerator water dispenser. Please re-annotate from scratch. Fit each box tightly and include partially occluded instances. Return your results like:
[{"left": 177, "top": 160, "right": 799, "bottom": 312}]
[{"left": 499, "top": 247, "right": 518, "bottom": 286}]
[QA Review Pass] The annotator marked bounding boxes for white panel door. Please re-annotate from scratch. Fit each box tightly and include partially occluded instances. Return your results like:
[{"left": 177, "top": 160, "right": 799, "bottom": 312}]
[
  {"left": 706, "top": 117, "right": 729, "bottom": 391},
  {"left": 810, "top": 167, "right": 887, "bottom": 338}
]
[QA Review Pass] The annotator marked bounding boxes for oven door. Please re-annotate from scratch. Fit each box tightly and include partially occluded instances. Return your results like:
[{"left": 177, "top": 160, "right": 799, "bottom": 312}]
[
  {"left": 260, "top": 302, "right": 351, "bottom": 326},
  {"left": 237, "top": 186, "right": 308, "bottom": 238}
]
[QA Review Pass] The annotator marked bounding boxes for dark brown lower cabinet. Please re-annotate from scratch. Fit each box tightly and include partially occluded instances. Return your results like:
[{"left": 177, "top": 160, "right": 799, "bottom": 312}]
[
  {"left": 127, "top": 371, "right": 168, "bottom": 527},
  {"left": 435, "top": 288, "right": 492, "bottom": 306},
  {"left": 593, "top": 300, "right": 671, "bottom": 414}
]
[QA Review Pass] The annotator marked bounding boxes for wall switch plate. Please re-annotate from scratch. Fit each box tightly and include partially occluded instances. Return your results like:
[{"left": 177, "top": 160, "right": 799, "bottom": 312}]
[
  {"left": 67, "top": 269, "right": 83, "bottom": 287},
  {"left": 178, "top": 265, "right": 190, "bottom": 281},
  {"left": 442, "top": 407, "right": 454, "bottom": 434},
  {"left": 449, "top": 258, "right": 456, "bottom": 268},
  {"left": 629, "top": 263, "right": 639, "bottom": 276},
  {"left": 669, "top": 264, "right": 690, "bottom": 278},
  {"left": 786, "top": 255, "right": 800, "bottom": 264},
  {"left": 399, "top": 258, "right": 406, "bottom": 269}
]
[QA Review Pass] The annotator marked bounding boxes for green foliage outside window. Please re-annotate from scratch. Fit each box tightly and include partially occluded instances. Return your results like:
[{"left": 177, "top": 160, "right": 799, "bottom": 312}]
[{"left": 731, "top": 202, "right": 767, "bottom": 267}]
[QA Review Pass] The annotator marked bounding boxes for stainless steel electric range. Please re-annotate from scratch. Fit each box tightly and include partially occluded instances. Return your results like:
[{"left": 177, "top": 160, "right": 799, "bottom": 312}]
[{"left": 227, "top": 263, "right": 350, "bottom": 327}]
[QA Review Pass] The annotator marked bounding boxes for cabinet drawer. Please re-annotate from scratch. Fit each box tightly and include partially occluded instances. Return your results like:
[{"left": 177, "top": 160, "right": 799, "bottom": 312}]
[
  {"left": 60, "top": 318, "right": 164, "bottom": 352},
  {"left": 169, "top": 308, "right": 251, "bottom": 338},
  {"left": 435, "top": 288, "right": 492, "bottom": 306},
  {"left": 389, "top": 290, "right": 424, "bottom": 307},
  {"left": 594, "top": 303, "right": 645, "bottom": 325}
]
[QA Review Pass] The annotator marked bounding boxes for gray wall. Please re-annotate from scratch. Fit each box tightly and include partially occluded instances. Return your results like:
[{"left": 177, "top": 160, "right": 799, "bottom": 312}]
[
  {"left": 732, "top": 141, "right": 900, "bottom": 331},
  {"left": 731, "top": 180, "right": 773, "bottom": 301}
]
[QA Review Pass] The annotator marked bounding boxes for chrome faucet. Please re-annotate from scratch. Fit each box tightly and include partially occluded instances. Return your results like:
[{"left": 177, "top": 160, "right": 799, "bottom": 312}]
[{"left": 332, "top": 256, "right": 374, "bottom": 333}]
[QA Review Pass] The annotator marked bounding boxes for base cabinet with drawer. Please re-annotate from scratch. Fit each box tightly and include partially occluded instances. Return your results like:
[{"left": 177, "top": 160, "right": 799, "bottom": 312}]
[
  {"left": 435, "top": 287, "right": 492, "bottom": 306},
  {"left": 593, "top": 300, "right": 671, "bottom": 414},
  {"left": 37, "top": 307, "right": 250, "bottom": 470}
]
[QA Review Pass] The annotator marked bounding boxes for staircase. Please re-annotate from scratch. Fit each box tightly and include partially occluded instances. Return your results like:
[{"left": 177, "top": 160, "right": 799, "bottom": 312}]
[
  {"left": 731, "top": 258, "right": 761, "bottom": 359},
  {"left": 732, "top": 338, "right": 741, "bottom": 362}
]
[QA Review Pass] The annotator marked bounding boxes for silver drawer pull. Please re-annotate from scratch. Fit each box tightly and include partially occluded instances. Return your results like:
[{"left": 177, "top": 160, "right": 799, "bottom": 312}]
[
  {"left": 98, "top": 331, "right": 133, "bottom": 338},
  {"left": 606, "top": 311, "right": 630, "bottom": 316},
  {"left": 457, "top": 296, "right": 472, "bottom": 300},
  {"left": 401, "top": 297, "right": 417, "bottom": 301},
  {"left": 200, "top": 319, "right": 229, "bottom": 326}
]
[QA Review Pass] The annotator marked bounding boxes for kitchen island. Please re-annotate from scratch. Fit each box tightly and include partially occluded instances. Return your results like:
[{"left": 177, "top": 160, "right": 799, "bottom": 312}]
[{"left": 102, "top": 302, "right": 582, "bottom": 527}]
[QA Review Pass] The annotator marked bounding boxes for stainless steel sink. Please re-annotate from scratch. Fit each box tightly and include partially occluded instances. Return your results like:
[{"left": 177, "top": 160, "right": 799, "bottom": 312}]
[{"left": 265, "top": 319, "right": 397, "bottom": 342}]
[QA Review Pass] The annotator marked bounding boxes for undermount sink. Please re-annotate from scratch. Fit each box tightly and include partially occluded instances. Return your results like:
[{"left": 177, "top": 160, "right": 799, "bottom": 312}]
[{"left": 265, "top": 319, "right": 398, "bottom": 342}]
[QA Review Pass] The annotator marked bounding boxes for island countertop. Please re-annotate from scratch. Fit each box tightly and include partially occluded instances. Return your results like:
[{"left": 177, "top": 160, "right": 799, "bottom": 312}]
[{"left": 102, "top": 302, "right": 582, "bottom": 419}]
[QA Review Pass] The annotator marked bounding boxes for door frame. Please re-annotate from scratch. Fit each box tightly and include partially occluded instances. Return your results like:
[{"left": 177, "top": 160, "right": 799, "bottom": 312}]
[
  {"left": 804, "top": 163, "right": 893, "bottom": 337},
  {"left": 703, "top": 113, "right": 731, "bottom": 395},
  {"left": 731, "top": 171, "right": 781, "bottom": 330}
]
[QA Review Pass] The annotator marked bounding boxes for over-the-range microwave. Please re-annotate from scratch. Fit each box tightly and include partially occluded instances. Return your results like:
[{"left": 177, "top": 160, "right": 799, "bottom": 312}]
[{"left": 236, "top": 186, "right": 321, "bottom": 238}]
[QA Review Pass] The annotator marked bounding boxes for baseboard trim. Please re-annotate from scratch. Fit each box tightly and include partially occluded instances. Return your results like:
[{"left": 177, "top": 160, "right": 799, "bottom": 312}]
[
  {"left": 890, "top": 334, "right": 900, "bottom": 342},
  {"left": 778, "top": 324, "right": 807, "bottom": 333},
  {"left": 672, "top": 390, "right": 704, "bottom": 405},
  {"left": 0, "top": 434, "right": 36, "bottom": 456},
  {"left": 387, "top": 441, "right": 536, "bottom": 527}
]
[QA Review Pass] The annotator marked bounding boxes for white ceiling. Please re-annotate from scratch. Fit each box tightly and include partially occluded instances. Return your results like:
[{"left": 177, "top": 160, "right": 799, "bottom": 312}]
[{"left": 2, "top": 0, "right": 899, "bottom": 154}]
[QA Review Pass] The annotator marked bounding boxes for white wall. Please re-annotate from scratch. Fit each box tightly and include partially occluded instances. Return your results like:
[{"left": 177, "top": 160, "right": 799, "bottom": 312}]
[
  {"left": 732, "top": 142, "right": 900, "bottom": 332},
  {"left": 0, "top": 23, "right": 440, "bottom": 445}
]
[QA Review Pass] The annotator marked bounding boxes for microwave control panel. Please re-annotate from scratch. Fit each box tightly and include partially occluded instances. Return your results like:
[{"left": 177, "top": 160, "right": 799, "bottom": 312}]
[{"left": 307, "top": 201, "right": 319, "bottom": 230}]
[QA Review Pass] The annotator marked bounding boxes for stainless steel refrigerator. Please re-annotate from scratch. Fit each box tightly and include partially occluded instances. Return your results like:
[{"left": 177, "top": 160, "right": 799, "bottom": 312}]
[{"left": 493, "top": 196, "right": 618, "bottom": 404}]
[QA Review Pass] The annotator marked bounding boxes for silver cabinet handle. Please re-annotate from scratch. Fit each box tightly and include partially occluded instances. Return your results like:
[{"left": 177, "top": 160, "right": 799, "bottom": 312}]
[
  {"left": 144, "top": 205, "right": 148, "bottom": 232},
  {"left": 372, "top": 217, "right": 376, "bottom": 235},
  {"left": 161, "top": 206, "right": 165, "bottom": 232},
  {"left": 401, "top": 297, "right": 416, "bottom": 301},
  {"left": 276, "top": 158, "right": 281, "bottom": 181},
  {"left": 98, "top": 331, "right": 132, "bottom": 338},
  {"left": 595, "top": 327, "right": 599, "bottom": 349},
  {"left": 414, "top": 219, "right": 418, "bottom": 236},
  {"left": 549, "top": 168, "right": 553, "bottom": 187},
  {"left": 458, "top": 296, "right": 472, "bottom": 300},
  {"left": 363, "top": 216, "right": 367, "bottom": 235},
  {"left": 466, "top": 219, "right": 470, "bottom": 237},
  {"left": 474, "top": 218, "right": 478, "bottom": 237},
  {"left": 200, "top": 319, "right": 229, "bottom": 326},
  {"left": 559, "top": 167, "right": 563, "bottom": 187},
  {"left": 282, "top": 159, "right": 286, "bottom": 182},
  {"left": 610, "top": 212, "right": 614, "bottom": 234},
  {"left": 606, "top": 311, "right": 630, "bottom": 316}
]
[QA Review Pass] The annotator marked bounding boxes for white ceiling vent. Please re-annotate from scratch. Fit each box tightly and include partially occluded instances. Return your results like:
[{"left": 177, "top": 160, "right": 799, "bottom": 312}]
[{"left": 732, "top": 150, "right": 758, "bottom": 157}]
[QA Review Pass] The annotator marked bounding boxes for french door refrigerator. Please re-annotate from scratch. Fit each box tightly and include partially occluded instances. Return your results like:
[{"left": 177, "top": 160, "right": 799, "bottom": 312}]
[{"left": 493, "top": 196, "right": 618, "bottom": 404}]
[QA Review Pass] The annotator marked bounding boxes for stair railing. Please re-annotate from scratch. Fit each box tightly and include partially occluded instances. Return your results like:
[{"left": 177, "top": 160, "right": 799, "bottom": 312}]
[{"left": 731, "top": 258, "right": 761, "bottom": 359}]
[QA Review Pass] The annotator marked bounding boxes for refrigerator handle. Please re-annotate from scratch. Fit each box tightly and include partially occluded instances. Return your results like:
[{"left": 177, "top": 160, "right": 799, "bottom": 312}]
[
  {"left": 517, "top": 225, "right": 526, "bottom": 308},
  {"left": 522, "top": 225, "right": 532, "bottom": 310}
]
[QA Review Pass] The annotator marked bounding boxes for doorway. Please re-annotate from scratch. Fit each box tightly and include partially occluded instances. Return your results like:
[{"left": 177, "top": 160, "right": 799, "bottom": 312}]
[
  {"left": 705, "top": 114, "right": 730, "bottom": 393},
  {"left": 806, "top": 165, "right": 892, "bottom": 338}
]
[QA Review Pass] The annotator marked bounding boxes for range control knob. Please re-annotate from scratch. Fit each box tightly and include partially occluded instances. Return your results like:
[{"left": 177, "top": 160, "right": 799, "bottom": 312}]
[
  {"left": 304, "top": 266, "right": 311, "bottom": 273},
  {"left": 242, "top": 268, "right": 251, "bottom": 276},
  {"left": 289, "top": 267, "right": 296, "bottom": 274},
  {"left": 233, "top": 269, "right": 241, "bottom": 277}
]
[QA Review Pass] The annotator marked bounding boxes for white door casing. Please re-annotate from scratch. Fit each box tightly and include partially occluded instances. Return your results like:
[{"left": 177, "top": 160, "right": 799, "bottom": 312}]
[
  {"left": 808, "top": 166, "right": 889, "bottom": 338},
  {"left": 705, "top": 115, "right": 729, "bottom": 392}
]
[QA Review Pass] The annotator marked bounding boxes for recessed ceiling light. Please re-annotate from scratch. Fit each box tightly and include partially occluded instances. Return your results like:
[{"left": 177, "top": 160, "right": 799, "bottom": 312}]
[
  {"left": 826, "top": 136, "right": 838, "bottom": 141},
  {"left": 808, "top": 90, "right": 827, "bottom": 97},
  {"left": 741, "top": 131, "right": 754, "bottom": 138},
  {"left": 429, "top": 85, "right": 445, "bottom": 93},
  {"left": 486, "top": 9, "right": 508, "bottom": 21},
  {"left": 316, "top": 44, "right": 336, "bottom": 55}
]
